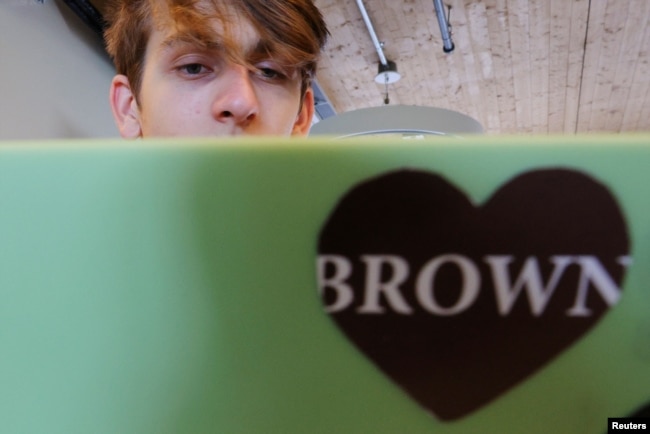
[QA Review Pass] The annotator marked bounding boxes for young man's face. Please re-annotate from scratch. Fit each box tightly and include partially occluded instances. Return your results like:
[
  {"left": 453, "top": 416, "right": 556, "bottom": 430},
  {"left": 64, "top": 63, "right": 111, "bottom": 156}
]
[{"left": 109, "top": 12, "right": 314, "bottom": 138}]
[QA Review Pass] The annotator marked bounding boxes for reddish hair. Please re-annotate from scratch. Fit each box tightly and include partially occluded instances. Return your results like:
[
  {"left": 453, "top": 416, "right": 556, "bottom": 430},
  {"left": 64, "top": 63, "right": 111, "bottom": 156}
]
[{"left": 104, "top": 0, "right": 329, "bottom": 100}]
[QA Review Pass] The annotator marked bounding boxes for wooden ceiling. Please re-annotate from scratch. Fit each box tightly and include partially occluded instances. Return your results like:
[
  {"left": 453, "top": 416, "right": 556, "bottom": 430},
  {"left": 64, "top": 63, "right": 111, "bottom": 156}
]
[{"left": 312, "top": 0, "right": 650, "bottom": 134}]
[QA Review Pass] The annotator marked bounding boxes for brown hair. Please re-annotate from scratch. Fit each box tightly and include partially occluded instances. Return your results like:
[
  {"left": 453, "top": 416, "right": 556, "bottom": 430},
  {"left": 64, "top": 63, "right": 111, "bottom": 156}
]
[{"left": 104, "top": 0, "right": 329, "bottom": 101}]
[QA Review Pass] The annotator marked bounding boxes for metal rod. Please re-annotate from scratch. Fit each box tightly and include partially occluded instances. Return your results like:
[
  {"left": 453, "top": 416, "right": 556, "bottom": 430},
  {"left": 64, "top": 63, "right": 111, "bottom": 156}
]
[
  {"left": 354, "top": 0, "right": 388, "bottom": 65},
  {"left": 433, "top": 0, "right": 454, "bottom": 53}
]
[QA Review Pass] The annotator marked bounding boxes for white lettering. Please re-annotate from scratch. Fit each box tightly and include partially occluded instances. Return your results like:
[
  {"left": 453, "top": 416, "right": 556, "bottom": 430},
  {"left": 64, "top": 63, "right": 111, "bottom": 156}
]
[
  {"left": 415, "top": 254, "right": 480, "bottom": 315},
  {"left": 566, "top": 255, "right": 624, "bottom": 316},
  {"left": 316, "top": 253, "right": 629, "bottom": 316},
  {"left": 611, "top": 422, "right": 648, "bottom": 429},
  {"left": 485, "top": 255, "right": 573, "bottom": 316},
  {"left": 357, "top": 255, "right": 412, "bottom": 314},
  {"left": 618, "top": 255, "right": 633, "bottom": 267},
  {"left": 317, "top": 255, "right": 354, "bottom": 313}
]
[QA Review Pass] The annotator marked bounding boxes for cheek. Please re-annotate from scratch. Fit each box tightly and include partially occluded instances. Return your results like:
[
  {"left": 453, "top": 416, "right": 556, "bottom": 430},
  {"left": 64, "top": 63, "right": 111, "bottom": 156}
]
[
  {"left": 260, "top": 88, "right": 302, "bottom": 124},
  {"left": 141, "top": 92, "right": 205, "bottom": 135},
  {"left": 263, "top": 105, "right": 299, "bottom": 135}
]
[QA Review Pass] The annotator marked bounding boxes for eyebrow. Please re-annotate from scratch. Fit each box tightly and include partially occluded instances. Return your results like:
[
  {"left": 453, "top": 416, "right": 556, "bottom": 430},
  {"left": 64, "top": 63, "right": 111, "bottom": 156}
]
[
  {"left": 159, "top": 31, "right": 226, "bottom": 54},
  {"left": 247, "top": 40, "right": 275, "bottom": 61},
  {"left": 159, "top": 31, "right": 282, "bottom": 62}
]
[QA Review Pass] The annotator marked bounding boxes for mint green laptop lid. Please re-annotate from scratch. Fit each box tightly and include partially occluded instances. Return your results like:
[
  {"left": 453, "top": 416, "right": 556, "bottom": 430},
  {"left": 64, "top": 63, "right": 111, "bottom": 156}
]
[{"left": 0, "top": 134, "right": 648, "bottom": 433}]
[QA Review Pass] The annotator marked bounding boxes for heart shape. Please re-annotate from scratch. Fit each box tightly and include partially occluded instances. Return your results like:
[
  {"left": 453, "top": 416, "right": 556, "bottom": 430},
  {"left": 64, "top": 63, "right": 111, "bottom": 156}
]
[{"left": 317, "top": 169, "right": 630, "bottom": 421}]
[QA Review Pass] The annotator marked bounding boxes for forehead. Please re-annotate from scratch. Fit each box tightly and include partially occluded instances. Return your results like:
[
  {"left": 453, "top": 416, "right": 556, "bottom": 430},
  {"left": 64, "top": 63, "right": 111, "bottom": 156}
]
[{"left": 151, "top": 1, "right": 260, "bottom": 54}]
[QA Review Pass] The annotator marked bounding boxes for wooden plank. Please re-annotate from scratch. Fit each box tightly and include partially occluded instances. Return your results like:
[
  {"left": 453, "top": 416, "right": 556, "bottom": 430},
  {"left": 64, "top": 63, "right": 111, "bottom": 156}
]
[
  {"left": 507, "top": 0, "right": 532, "bottom": 132},
  {"left": 563, "top": 0, "right": 589, "bottom": 133},
  {"left": 529, "top": 0, "right": 550, "bottom": 133},
  {"left": 441, "top": 0, "right": 481, "bottom": 122},
  {"left": 620, "top": 18, "right": 650, "bottom": 132},
  {"left": 402, "top": 0, "right": 452, "bottom": 109},
  {"left": 576, "top": 0, "right": 607, "bottom": 132},
  {"left": 458, "top": 0, "right": 489, "bottom": 126},
  {"left": 393, "top": 0, "right": 437, "bottom": 107},
  {"left": 637, "top": 86, "right": 650, "bottom": 131},
  {"left": 546, "top": 0, "right": 572, "bottom": 133},
  {"left": 464, "top": 0, "right": 501, "bottom": 132},
  {"left": 589, "top": 0, "right": 630, "bottom": 131},
  {"left": 610, "top": 0, "right": 650, "bottom": 132},
  {"left": 584, "top": 0, "right": 627, "bottom": 132},
  {"left": 485, "top": 0, "right": 517, "bottom": 133}
]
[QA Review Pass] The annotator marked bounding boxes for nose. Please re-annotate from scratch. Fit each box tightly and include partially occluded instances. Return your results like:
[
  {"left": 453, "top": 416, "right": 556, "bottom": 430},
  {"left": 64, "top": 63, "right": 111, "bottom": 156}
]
[{"left": 212, "top": 65, "right": 259, "bottom": 127}]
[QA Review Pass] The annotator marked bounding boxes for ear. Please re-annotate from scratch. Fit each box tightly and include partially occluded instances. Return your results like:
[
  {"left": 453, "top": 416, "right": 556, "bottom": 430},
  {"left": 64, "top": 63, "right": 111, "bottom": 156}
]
[
  {"left": 291, "top": 87, "right": 315, "bottom": 136},
  {"left": 109, "top": 74, "right": 143, "bottom": 138}
]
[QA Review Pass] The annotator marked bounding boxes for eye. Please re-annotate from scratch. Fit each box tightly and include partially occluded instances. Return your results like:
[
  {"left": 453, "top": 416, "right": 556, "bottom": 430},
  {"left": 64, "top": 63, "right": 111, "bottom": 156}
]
[
  {"left": 254, "top": 61, "right": 291, "bottom": 81},
  {"left": 177, "top": 63, "right": 210, "bottom": 76},
  {"left": 257, "top": 66, "right": 286, "bottom": 81},
  {"left": 259, "top": 67, "right": 280, "bottom": 79}
]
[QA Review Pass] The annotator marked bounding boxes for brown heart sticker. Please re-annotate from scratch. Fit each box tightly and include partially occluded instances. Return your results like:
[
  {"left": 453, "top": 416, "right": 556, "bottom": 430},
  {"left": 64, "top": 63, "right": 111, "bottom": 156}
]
[{"left": 317, "top": 169, "right": 630, "bottom": 421}]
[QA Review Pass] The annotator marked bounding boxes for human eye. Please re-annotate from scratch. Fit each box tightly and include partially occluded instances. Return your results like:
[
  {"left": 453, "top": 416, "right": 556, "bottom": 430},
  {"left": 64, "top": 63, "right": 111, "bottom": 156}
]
[
  {"left": 254, "top": 62, "right": 290, "bottom": 81},
  {"left": 259, "top": 67, "right": 282, "bottom": 79},
  {"left": 177, "top": 62, "right": 211, "bottom": 77}
]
